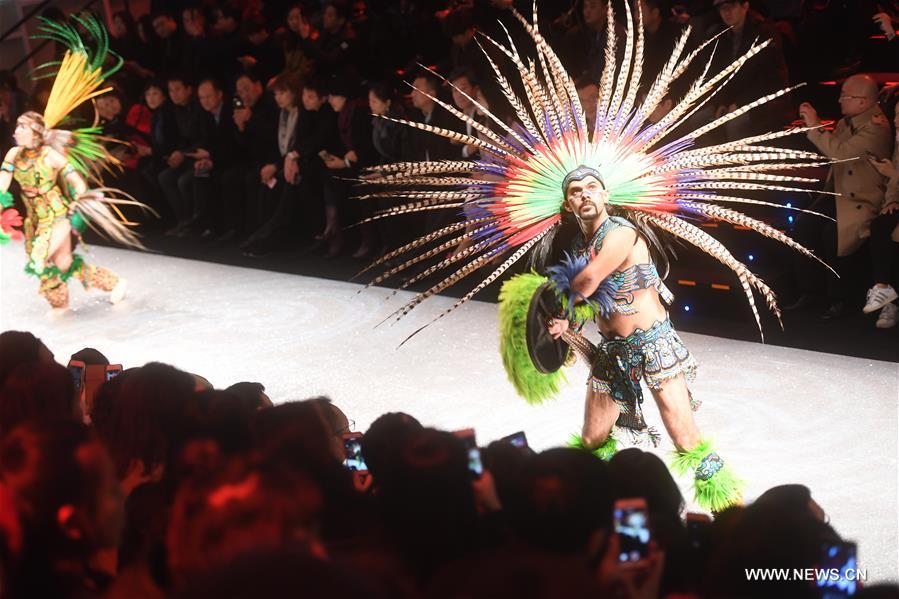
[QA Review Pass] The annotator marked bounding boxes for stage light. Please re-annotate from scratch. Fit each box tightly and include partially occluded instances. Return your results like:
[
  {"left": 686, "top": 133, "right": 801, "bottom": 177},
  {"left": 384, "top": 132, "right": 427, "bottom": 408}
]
[
  {"left": 786, "top": 202, "right": 792, "bottom": 208},
  {"left": 748, "top": 254, "right": 755, "bottom": 261},
  {"left": 788, "top": 216, "right": 794, "bottom": 223},
  {"left": 684, "top": 305, "right": 691, "bottom": 312}
]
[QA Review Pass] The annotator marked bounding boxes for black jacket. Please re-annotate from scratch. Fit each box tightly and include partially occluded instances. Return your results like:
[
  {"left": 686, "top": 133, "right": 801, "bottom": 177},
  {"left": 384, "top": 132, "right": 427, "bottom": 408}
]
[
  {"left": 199, "top": 100, "right": 238, "bottom": 169},
  {"left": 293, "top": 103, "right": 339, "bottom": 176},
  {"left": 403, "top": 104, "right": 458, "bottom": 162},
  {"left": 235, "top": 94, "right": 280, "bottom": 170}
]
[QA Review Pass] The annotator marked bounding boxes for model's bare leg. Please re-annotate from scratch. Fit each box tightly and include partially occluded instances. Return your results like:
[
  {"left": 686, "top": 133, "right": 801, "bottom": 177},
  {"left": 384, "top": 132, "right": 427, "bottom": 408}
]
[
  {"left": 649, "top": 373, "right": 700, "bottom": 451},
  {"left": 582, "top": 386, "right": 621, "bottom": 448},
  {"left": 47, "top": 219, "right": 73, "bottom": 272}
]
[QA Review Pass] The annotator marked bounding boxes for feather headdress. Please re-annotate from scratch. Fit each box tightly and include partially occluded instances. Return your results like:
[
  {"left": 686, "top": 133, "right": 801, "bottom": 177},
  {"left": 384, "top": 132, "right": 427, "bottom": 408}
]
[{"left": 358, "top": 1, "right": 831, "bottom": 343}]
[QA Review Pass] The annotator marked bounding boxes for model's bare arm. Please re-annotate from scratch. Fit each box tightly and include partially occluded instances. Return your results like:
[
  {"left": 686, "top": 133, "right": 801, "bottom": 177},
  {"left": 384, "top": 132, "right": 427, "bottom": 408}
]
[
  {"left": 570, "top": 227, "right": 636, "bottom": 299},
  {"left": 0, "top": 147, "right": 18, "bottom": 193}
]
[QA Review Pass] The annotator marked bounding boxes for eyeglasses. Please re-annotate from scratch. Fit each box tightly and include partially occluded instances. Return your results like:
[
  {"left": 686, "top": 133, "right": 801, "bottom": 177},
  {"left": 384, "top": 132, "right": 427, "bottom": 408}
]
[
  {"left": 335, "top": 419, "right": 355, "bottom": 436},
  {"left": 838, "top": 94, "right": 867, "bottom": 101}
]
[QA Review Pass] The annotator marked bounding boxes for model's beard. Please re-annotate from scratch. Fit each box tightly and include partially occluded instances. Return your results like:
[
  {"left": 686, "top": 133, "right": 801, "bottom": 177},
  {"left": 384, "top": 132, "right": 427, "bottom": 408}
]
[{"left": 574, "top": 201, "right": 605, "bottom": 229}]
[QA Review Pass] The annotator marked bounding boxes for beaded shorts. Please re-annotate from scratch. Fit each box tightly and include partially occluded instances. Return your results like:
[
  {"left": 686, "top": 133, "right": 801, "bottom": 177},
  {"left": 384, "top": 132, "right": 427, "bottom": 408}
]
[{"left": 589, "top": 318, "right": 698, "bottom": 441}]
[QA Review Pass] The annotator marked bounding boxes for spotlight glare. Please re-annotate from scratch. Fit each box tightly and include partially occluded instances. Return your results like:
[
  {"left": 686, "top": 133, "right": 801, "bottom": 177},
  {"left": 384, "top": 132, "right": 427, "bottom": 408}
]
[
  {"left": 788, "top": 216, "right": 794, "bottom": 223},
  {"left": 684, "top": 305, "right": 691, "bottom": 312},
  {"left": 748, "top": 254, "right": 755, "bottom": 261}
]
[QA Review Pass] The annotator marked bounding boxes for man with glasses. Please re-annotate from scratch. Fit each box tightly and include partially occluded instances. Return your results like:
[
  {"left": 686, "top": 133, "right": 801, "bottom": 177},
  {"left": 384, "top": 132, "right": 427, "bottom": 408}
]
[{"left": 789, "top": 75, "right": 894, "bottom": 321}]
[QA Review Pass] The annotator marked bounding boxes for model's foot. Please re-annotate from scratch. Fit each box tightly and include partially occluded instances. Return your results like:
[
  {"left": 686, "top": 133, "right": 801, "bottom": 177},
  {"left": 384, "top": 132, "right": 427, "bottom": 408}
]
[
  {"left": 863, "top": 285, "right": 898, "bottom": 314},
  {"left": 109, "top": 278, "right": 127, "bottom": 304},
  {"left": 876, "top": 303, "right": 898, "bottom": 329}
]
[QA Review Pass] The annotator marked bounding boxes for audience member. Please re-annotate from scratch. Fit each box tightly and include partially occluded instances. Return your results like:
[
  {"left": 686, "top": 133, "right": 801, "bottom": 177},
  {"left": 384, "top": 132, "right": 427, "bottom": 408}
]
[{"left": 791, "top": 74, "right": 894, "bottom": 321}]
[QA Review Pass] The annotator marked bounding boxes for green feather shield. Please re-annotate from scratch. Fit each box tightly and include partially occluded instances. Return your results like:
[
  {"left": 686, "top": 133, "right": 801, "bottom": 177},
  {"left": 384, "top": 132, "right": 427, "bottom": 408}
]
[{"left": 498, "top": 272, "right": 568, "bottom": 405}]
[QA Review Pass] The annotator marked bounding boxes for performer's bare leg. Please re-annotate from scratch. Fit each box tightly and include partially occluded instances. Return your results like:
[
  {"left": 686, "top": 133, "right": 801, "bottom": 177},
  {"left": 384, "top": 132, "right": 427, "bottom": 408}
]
[
  {"left": 650, "top": 373, "right": 700, "bottom": 451},
  {"left": 47, "top": 219, "right": 73, "bottom": 271},
  {"left": 581, "top": 387, "right": 620, "bottom": 448}
]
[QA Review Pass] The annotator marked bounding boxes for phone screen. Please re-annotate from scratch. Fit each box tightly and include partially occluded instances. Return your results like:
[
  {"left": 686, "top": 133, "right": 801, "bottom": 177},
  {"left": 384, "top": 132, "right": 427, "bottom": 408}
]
[
  {"left": 502, "top": 431, "right": 529, "bottom": 449},
  {"left": 343, "top": 435, "right": 368, "bottom": 472},
  {"left": 69, "top": 365, "right": 84, "bottom": 394},
  {"left": 455, "top": 430, "right": 483, "bottom": 477},
  {"left": 105, "top": 366, "right": 122, "bottom": 381},
  {"left": 816, "top": 541, "right": 858, "bottom": 598},
  {"left": 614, "top": 504, "right": 650, "bottom": 563}
]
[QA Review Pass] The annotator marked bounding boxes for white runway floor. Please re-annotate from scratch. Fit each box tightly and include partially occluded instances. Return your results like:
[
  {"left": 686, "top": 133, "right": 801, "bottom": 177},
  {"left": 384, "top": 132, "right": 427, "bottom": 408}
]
[{"left": 1, "top": 244, "right": 897, "bottom": 582}]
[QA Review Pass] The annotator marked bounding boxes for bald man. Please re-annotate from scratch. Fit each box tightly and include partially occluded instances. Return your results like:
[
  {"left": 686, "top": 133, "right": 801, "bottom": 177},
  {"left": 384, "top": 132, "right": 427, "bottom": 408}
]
[{"left": 791, "top": 75, "right": 893, "bottom": 319}]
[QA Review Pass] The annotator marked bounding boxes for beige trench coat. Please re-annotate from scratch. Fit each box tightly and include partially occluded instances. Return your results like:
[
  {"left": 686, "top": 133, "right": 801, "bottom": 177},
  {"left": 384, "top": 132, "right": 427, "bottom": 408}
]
[{"left": 807, "top": 105, "right": 897, "bottom": 256}]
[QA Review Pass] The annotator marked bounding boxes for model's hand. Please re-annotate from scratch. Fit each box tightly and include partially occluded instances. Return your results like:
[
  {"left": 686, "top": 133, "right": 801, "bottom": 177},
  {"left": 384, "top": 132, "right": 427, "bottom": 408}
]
[
  {"left": 547, "top": 317, "right": 570, "bottom": 339},
  {"left": 345, "top": 150, "right": 358, "bottom": 163},
  {"left": 873, "top": 12, "right": 897, "bottom": 39},
  {"left": 799, "top": 102, "right": 820, "bottom": 127}
]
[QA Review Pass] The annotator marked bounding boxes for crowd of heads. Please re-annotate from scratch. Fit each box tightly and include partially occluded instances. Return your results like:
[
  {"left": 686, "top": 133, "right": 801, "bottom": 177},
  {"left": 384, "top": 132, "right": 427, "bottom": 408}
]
[{"left": 0, "top": 328, "right": 896, "bottom": 598}]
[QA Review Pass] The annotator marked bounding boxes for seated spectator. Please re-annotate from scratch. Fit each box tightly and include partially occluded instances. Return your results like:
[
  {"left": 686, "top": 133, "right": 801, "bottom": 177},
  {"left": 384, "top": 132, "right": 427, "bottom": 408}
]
[
  {"left": 706, "top": 0, "right": 792, "bottom": 142},
  {"left": 320, "top": 73, "right": 378, "bottom": 258},
  {"left": 640, "top": 0, "right": 683, "bottom": 83},
  {"left": 179, "top": 6, "right": 215, "bottom": 84},
  {"left": 138, "top": 79, "right": 179, "bottom": 225},
  {"left": 150, "top": 11, "right": 185, "bottom": 80},
  {"left": 208, "top": 6, "right": 244, "bottom": 88},
  {"left": 0, "top": 420, "right": 125, "bottom": 599},
  {"left": 279, "top": 3, "right": 317, "bottom": 80},
  {"left": 218, "top": 70, "right": 279, "bottom": 243},
  {"left": 790, "top": 74, "right": 894, "bottom": 320},
  {"left": 576, "top": 76, "right": 600, "bottom": 134},
  {"left": 190, "top": 77, "right": 237, "bottom": 238},
  {"left": 159, "top": 73, "right": 204, "bottom": 236},
  {"left": 298, "top": 1, "right": 357, "bottom": 78},
  {"left": 560, "top": 0, "right": 621, "bottom": 82},
  {"left": 448, "top": 67, "right": 484, "bottom": 161},
  {"left": 244, "top": 77, "right": 337, "bottom": 256},
  {"left": 866, "top": 107, "right": 899, "bottom": 329},
  {"left": 238, "top": 16, "right": 285, "bottom": 85}
]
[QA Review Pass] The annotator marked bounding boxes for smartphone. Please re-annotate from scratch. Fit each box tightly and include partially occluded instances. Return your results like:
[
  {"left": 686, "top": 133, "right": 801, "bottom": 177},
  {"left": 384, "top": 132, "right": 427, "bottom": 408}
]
[
  {"left": 68, "top": 360, "right": 86, "bottom": 396},
  {"left": 105, "top": 364, "right": 123, "bottom": 381},
  {"left": 500, "top": 431, "right": 529, "bottom": 449},
  {"left": 614, "top": 498, "right": 651, "bottom": 565},
  {"left": 453, "top": 428, "right": 483, "bottom": 478},
  {"left": 686, "top": 512, "right": 711, "bottom": 551},
  {"left": 816, "top": 541, "right": 858, "bottom": 598},
  {"left": 342, "top": 432, "right": 368, "bottom": 472}
]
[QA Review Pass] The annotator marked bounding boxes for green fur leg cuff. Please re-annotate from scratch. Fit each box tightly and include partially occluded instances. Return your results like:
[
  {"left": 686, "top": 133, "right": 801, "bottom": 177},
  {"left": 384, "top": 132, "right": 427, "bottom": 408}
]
[
  {"left": 569, "top": 433, "right": 618, "bottom": 461},
  {"left": 25, "top": 254, "right": 85, "bottom": 282},
  {"left": 671, "top": 439, "right": 744, "bottom": 512}
]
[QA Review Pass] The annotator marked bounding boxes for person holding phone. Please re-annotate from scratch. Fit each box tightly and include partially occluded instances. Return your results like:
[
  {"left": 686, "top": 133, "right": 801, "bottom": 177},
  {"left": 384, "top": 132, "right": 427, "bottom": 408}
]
[{"left": 792, "top": 74, "right": 895, "bottom": 321}]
